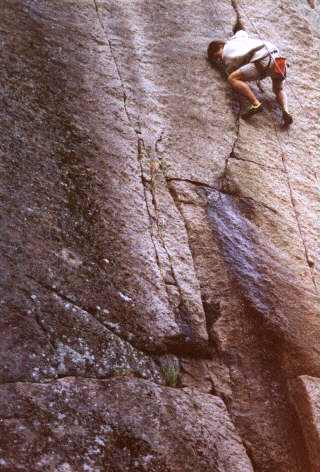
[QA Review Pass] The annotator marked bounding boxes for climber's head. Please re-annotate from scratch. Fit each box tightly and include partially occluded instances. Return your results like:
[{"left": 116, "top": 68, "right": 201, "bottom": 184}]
[{"left": 207, "top": 40, "right": 225, "bottom": 66}]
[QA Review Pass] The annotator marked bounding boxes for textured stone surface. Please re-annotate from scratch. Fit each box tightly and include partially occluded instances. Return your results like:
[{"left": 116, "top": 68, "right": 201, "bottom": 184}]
[
  {"left": 0, "top": 377, "right": 254, "bottom": 472},
  {"left": 290, "top": 376, "right": 320, "bottom": 472},
  {"left": 0, "top": 0, "right": 319, "bottom": 471}
]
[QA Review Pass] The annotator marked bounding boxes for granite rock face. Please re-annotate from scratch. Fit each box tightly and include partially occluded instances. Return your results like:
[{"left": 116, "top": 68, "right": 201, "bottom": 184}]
[
  {"left": 290, "top": 376, "right": 320, "bottom": 472},
  {"left": 0, "top": 377, "right": 254, "bottom": 472},
  {"left": 0, "top": 0, "right": 319, "bottom": 471}
]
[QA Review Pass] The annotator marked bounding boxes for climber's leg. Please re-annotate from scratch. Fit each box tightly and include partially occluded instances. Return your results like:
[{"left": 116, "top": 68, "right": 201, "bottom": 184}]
[
  {"left": 228, "top": 64, "right": 264, "bottom": 118},
  {"left": 228, "top": 69, "right": 260, "bottom": 106},
  {"left": 272, "top": 78, "right": 293, "bottom": 125}
]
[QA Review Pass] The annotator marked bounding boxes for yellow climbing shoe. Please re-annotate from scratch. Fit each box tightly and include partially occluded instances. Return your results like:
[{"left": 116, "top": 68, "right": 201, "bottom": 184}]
[{"left": 242, "top": 102, "right": 263, "bottom": 119}]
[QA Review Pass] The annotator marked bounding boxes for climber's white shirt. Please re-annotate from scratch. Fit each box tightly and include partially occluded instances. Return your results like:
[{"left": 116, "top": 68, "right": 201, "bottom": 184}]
[{"left": 222, "top": 30, "right": 278, "bottom": 75}]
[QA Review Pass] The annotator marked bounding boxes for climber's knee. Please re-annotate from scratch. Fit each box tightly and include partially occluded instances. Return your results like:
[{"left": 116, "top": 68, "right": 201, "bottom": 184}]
[{"left": 228, "top": 69, "right": 245, "bottom": 86}]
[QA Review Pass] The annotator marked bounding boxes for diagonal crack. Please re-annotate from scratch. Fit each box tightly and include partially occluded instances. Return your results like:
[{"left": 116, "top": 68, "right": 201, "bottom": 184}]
[
  {"left": 168, "top": 177, "right": 278, "bottom": 215},
  {"left": 26, "top": 275, "right": 161, "bottom": 357},
  {"left": 274, "top": 128, "right": 318, "bottom": 292},
  {"left": 93, "top": 0, "right": 135, "bottom": 131},
  {"left": 91, "top": 2, "right": 211, "bottom": 354},
  {"left": 91, "top": 2, "right": 179, "bottom": 305},
  {"left": 34, "top": 304, "right": 57, "bottom": 352},
  {"left": 92, "top": 2, "right": 206, "bottom": 338},
  {"left": 92, "top": 2, "right": 165, "bottom": 263},
  {"left": 0, "top": 373, "right": 143, "bottom": 387},
  {"left": 228, "top": 154, "right": 284, "bottom": 172},
  {"left": 138, "top": 140, "right": 203, "bottom": 342}
]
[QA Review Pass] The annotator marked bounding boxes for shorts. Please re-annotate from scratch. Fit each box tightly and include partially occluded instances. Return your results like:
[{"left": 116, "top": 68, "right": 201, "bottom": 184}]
[{"left": 239, "top": 54, "right": 284, "bottom": 88}]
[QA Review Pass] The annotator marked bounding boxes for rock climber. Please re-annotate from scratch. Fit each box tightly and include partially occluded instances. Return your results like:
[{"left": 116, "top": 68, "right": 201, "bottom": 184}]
[{"left": 207, "top": 30, "right": 293, "bottom": 125}]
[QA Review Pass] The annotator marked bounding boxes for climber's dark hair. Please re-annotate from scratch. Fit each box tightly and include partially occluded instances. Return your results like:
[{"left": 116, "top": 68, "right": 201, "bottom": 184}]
[{"left": 207, "top": 40, "right": 225, "bottom": 66}]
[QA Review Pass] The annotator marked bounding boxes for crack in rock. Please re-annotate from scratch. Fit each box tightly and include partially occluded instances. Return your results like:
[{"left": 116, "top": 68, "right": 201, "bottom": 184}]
[
  {"left": 27, "top": 275, "right": 159, "bottom": 358},
  {"left": 274, "top": 128, "right": 318, "bottom": 292},
  {"left": 93, "top": 0, "right": 133, "bottom": 130},
  {"left": 92, "top": 1, "right": 208, "bottom": 350},
  {"left": 92, "top": 0, "right": 184, "bottom": 309},
  {"left": 138, "top": 140, "right": 203, "bottom": 346}
]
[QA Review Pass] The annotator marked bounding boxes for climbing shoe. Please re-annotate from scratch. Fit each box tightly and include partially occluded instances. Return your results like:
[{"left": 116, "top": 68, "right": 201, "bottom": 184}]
[
  {"left": 241, "top": 102, "right": 263, "bottom": 119},
  {"left": 282, "top": 110, "right": 293, "bottom": 125}
]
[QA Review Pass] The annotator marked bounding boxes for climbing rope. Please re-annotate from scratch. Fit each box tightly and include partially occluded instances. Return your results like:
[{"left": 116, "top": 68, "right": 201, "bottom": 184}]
[
  {"left": 274, "top": 125, "right": 318, "bottom": 292},
  {"left": 236, "top": 0, "right": 313, "bottom": 121}
]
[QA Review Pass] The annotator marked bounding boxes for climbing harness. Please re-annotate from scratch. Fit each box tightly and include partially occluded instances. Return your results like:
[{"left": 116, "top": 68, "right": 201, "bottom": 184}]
[{"left": 253, "top": 50, "right": 287, "bottom": 80}]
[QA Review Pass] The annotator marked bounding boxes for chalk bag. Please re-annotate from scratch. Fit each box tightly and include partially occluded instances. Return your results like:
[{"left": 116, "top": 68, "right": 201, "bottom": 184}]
[{"left": 274, "top": 57, "right": 287, "bottom": 78}]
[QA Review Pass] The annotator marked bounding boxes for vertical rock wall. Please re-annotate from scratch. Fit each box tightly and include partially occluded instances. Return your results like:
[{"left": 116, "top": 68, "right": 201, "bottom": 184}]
[{"left": 0, "top": 0, "right": 319, "bottom": 471}]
